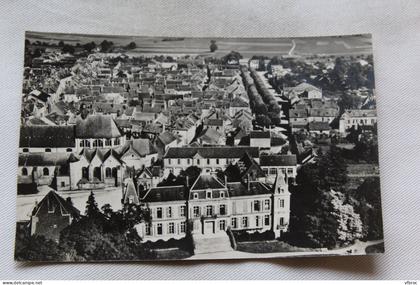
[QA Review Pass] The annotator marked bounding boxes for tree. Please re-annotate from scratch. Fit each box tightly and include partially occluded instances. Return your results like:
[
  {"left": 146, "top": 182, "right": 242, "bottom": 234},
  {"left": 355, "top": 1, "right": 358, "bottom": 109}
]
[
  {"left": 126, "top": 41, "right": 137, "bottom": 49},
  {"left": 15, "top": 235, "right": 65, "bottom": 261},
  {"left": 350, "top": 177, "right": 383, "bottom": 240},
  {"left": 100, "top": 40, "right": 114, "bottom": 53},
  {"left": 222, "top": 51, "right": 243, "bottom": 64},
  {"left": 85, "top": 191, "right": 100, "bottom": 218},
  {"left": 210, "top": 40, "right": 218, "bottom": 52},
  {"left": 285, "top": 147, "right": 350, "bottom": 248}
]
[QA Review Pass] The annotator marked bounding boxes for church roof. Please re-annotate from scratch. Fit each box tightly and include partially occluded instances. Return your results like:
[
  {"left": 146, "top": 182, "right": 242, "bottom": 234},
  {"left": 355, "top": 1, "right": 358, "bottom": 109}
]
[
  {"left": 19, "top": 153, "right": 79, "bottom": 166},
  {"left": 20, "top": 125, "right": 75, "bottom": 148},
  {"left": 75, "top": 115, "right": 122, "bottom": 138}
]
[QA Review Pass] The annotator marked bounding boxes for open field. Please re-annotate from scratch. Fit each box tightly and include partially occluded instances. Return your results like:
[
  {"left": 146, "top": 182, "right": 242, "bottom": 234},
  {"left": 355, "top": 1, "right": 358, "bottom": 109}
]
[{"left": 26, "top": 31, "right": 372, "bottom": 57}]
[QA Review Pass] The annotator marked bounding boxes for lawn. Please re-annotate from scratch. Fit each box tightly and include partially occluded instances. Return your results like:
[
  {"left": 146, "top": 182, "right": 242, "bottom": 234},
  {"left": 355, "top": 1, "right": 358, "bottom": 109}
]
[
  {"left": 154, "top": 248, "right": 192, "bottom": 260},
  {"left": 236, "top": 240, "right": 320, "bottom": 254}
]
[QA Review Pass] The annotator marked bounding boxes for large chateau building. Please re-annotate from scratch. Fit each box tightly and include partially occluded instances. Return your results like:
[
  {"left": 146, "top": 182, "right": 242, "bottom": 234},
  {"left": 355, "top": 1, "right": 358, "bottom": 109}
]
[{"left": 133, "top": 172, "right": 290, "bottom": 242}]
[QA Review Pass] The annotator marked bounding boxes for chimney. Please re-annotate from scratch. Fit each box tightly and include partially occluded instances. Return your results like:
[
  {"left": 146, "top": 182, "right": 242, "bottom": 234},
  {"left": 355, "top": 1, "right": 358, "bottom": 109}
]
[
  {"left": 186, "top": 175, "right": 189, "bottom": 188},
  {"left": 247, "top": 173, "right": 250, "bottom": 190},
  {"left": 224, "top": 174, "right": 228, "bottom": 187}
]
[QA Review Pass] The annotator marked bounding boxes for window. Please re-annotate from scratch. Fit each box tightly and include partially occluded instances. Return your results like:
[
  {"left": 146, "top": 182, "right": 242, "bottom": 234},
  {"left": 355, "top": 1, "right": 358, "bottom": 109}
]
[
  {"left": 93, "top": 140, "right": 98, "bottom": 147},
  {"left": 105, "top": 167, "right": 112, "bottom": 178},
  {"left": 206, "top": 191, "right": 212, "bottom": 199},
  {"left": 196, "top": 159, "right": 200, "bottom": 165},
  {"left": 187, "top": 159, "right": 191, "bottom": 164},
  {"left": 253, "top": 200, "right": 261, "bottom": 212},
  {"left": 231, "top": 217, "right": 237, "bottom": 228},
  {"left": 156, "top": 207, "right": 162, "bottom": 219},
  {"left": 85, "top": 140, "right": 90, "bottom": 147},
  {"left": 97, "top": 140, "right": 104, "bottom": 147},
  {"left": 193, "top": 206, "right": 200, "bottom": 217},
  {"left": 206, "top": 205, "right": 213, "bottom": 216},
  {"left": 207, "top": 158, "right": 210, "bottom": 165},
  {"left": 264, "top": 199, "right": 270, "bottom": 210},
  {"left": 220, "top": 191, "right": 225, "bottom": 198},
  {"left": 269, "top": 168, "right": 277, "bottom": 175},
  {"left": 45, "top": 148, "right": 51, "bottom": 152},
  {"left": 180, "top": 221, "right": 186, "bottom": 233},
  {"left": 43, "top": 167, "right": 49, "bottom": 176},
  {"left": 216, "top": 159, "right": 219, "bottom": 165},
  {"left": 193, "top": 193, "right": 198, "bottom": 199},
  {"left": 177, "top": 159, "right": 181, "bottom": 165},
  {"left": 145, "top": 223, "right": 151, "bottom": 235},
  {"left": 21, "top": 168, "right": 28, "bottom": 176},
  {"left": 60, "top": 181, "right": 65, "bottom": 187},
  {"left": 279, "top": 199, "right": 285, "bottom": 208},
  {"left": 114, "top": 138, "right": 120, "bottom": 145},
  {"left": 105, "top": 139, "right": 112, "bottom": 146},
  {"left": 157, "top": 223, "right": 163, "bottom": 235},
  {"left": 167, "top": 207, "right": 172, "bottom": 218},
  {"left": 219, "top": 204, "right": 226, "bottom": 215},
  {"left": 242, "top": 217, "right": 248, "bottom": 228},
  {"left": 168, "top": 159, "right": 171, "bottom": 165},
  {"left": 256, "top": 216, "right": 260, "bottom": 227},
  {"left": 264, "top": 215, "right": 270, "bottom": 226},
  {"left": 66, "top": 148, "right": 72, "bottom": 152},
  {"left": 22, "top": 148, "right": 29, "bottom": 153},
  {"left": 180, "top": 205, "right": 186, "bottom": 217},
  {"left": 263, "top": 168, "right": 268, "bottom": 175},
  {"left": 168, "top": 222, "right": 175, "bottom": 234},
  {"left": 219, "top": 220, "right": 226, "bottom": 231},
  {"left": 280, "top": 217, "right": 285, "bottom": 226}
]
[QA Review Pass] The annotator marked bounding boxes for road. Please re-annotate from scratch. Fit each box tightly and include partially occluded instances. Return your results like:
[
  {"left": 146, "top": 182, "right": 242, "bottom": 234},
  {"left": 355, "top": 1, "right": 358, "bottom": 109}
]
[{"left": 187, "top": 239, "right": 384, "bottom": 260}]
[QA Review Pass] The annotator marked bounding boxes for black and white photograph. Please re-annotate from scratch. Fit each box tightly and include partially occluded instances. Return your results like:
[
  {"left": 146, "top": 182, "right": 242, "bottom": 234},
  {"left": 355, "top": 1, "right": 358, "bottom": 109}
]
[{"left": 14, "top": 31, "right": 383, "bottom": 262}]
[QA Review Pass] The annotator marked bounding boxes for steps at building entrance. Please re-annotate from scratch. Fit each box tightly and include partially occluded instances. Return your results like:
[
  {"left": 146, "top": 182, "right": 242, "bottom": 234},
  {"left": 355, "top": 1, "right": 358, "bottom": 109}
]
[{"left": 193, "top": 232, "right": 233, "bottom": 254}]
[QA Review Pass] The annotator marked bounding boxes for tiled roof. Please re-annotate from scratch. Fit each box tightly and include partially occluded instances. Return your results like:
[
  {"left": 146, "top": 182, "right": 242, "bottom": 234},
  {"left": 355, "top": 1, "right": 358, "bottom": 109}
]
[
  {"left": 250, "top": 131, "right": 270, "bottom": 139},
  {"left": 75, "top": 115, "right": 123, "bottom": 138},
  {"left": 20, "top": 125, "right": 75, "bottom": 148},
  {"left": 164, "top": 146, "right": 259, "bottom": 159},
  {"left": 342, "top": 109, "right": 377, "bottom": 118},
  {"left": 259, "top": 154, "right": 297, "bottom": 167},
  {"left": 19, "top": 152, "right": 79, "bottom": 167},
  {"left": 227, "top": 181, "right": 272, "bottom": 197},
  {"left": 32, "top": 190, "right": 80, "bottom": 217},
  {"left": 141, "top": 185, "right": 187, "bottom": 203},
  {"left": 191, "top": 175, "right": 226, "bottom": 191}
]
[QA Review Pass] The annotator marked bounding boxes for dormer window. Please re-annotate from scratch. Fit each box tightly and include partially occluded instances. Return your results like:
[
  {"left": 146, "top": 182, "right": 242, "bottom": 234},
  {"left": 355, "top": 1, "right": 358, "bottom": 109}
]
[
  {"left": 206, "top": 191, "right": 212, "bottom": 199},
  {"left": 193, "top": 193, "right": 198, "bottom": 199},
  {"left": 220, "top": 191, "right": 225, "bottom": 198}
]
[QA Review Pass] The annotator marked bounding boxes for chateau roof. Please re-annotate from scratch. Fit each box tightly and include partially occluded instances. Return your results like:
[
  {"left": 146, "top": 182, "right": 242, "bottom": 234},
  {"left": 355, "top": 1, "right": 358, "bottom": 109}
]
[
  {"left": 227, "top": 181, "right": 272, "bottom": 197},
  {"left": 141, "top": 185, "right": 187, "bottom": 203},
  {"left": 191, "top": 175, "right": 226, "bottom": 191}
]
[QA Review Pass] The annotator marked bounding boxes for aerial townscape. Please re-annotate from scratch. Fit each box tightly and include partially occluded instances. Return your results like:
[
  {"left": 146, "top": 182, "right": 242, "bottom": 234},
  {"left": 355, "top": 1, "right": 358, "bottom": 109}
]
[{"left": 15, "top": 32, "right": 383, "bottom": 261}]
